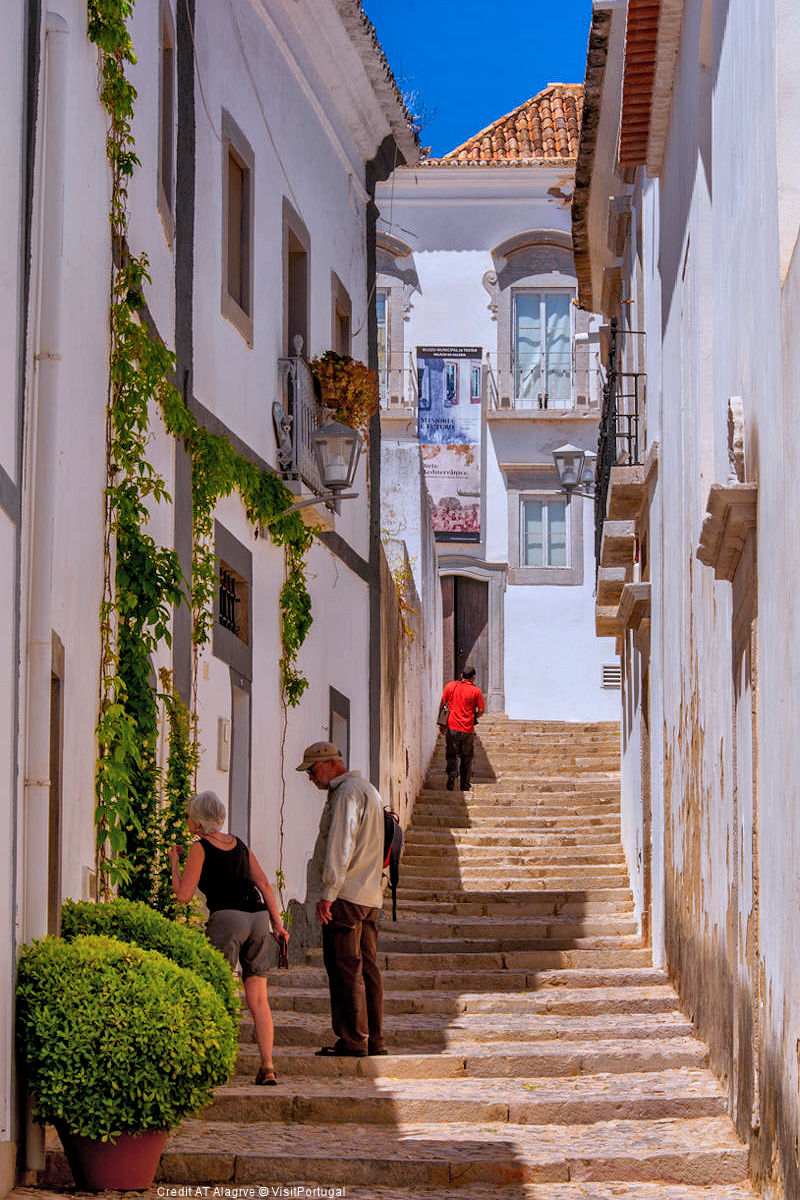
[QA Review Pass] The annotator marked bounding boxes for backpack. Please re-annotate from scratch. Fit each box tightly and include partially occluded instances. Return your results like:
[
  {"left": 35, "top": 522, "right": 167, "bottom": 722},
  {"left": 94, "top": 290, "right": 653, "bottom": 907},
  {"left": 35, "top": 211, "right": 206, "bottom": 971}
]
[{"left": 382, "top": 808, "right": 403, "bottom": 922}]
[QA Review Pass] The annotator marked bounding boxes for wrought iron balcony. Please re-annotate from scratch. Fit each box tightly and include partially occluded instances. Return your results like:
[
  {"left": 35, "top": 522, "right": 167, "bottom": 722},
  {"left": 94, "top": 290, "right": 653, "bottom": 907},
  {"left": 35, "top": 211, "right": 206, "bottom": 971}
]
[
  {"left": 594, "top": 316, "right": 646, "bottom": 566},
  {"left": 275, "top": 352, "right": 324, "bottom": 494}
]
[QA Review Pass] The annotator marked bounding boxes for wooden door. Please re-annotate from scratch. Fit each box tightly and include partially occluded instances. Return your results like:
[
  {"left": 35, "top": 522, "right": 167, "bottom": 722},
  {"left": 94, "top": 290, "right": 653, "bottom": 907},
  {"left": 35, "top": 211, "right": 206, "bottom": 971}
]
[{"left": 441, "top": 576, "right": 489, "bottom": 690}]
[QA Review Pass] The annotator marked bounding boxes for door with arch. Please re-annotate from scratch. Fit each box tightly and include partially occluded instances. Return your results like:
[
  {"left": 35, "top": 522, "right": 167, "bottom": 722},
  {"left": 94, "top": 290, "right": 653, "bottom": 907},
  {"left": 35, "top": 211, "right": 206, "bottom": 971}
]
[{"left": 441, "top": 575, "right": 488, "bottom": 689}]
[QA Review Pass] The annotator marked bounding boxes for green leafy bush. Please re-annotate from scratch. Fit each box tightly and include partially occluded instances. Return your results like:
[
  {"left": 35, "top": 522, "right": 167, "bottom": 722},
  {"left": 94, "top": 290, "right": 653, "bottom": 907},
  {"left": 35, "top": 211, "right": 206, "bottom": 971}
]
[
  {"left": 16, "top": 935, "right": 237, "bottom": 1140},
  {"left": 61, "top": 898, "right": 239, "bottom": 1023}
]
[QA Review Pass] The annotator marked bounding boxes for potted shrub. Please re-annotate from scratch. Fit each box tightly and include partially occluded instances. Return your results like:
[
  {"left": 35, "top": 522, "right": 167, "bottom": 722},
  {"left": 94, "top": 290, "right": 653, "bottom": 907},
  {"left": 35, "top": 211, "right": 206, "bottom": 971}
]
[
  {"left": 16, "top": 934, "right": 237, "bottom": 1190},
  {"left": 309, "top": 351, "right": 379, "bottom": 437},
  {"left": 61, "top": 897, "right": 240, "bottom": 1022}
]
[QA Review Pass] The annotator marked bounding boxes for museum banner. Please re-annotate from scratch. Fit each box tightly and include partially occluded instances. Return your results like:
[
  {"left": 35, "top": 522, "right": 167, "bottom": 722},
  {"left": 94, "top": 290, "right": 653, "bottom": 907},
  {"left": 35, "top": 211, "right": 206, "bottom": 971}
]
[{"left": 417, "top": 346, "right": 482, "bottom": 542}]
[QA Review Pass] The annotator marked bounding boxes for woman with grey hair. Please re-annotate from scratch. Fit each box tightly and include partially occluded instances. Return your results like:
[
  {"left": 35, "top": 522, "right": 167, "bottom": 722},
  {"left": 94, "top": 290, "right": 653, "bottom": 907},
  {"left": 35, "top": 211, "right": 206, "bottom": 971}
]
[{"left": 168, "top": 790, "right": 289, "bottom": 1085}]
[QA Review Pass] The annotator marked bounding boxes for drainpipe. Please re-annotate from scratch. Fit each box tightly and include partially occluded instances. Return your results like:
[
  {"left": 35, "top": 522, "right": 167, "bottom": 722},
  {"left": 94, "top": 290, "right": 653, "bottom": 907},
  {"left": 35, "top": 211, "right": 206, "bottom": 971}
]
[
  {"left": 23, "top": 9, "right": 68, "bottom": 947},
  {"left": 21, "top": 11, "right": 68, "bottom": 1174}
]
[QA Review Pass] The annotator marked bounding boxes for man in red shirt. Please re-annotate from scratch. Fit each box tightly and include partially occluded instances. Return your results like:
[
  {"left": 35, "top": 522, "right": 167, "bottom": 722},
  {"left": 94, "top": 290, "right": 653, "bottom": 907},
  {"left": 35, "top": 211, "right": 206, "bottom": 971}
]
[{"left": 440, "top": 666, "right": 486, "bottom": 791}]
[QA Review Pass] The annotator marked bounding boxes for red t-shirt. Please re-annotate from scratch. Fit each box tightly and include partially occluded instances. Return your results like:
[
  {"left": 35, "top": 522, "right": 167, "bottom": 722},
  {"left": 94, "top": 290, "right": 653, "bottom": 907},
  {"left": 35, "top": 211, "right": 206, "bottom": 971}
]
[{"left": 441, "top": 679, "right": 485, "bottom": 733}]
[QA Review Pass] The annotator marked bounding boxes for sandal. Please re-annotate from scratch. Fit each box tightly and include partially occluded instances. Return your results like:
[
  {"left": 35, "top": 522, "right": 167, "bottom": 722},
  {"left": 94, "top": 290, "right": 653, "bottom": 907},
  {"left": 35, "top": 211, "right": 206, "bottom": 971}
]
[{"left": 255, "top": 1066, "right": 277, "bottom": 1085}]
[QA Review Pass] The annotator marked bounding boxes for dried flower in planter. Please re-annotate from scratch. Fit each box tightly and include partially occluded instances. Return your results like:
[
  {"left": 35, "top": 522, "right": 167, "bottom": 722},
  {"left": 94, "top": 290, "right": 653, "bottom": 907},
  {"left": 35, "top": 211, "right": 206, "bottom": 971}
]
[{"left": 309, "top": 352, "right": 379, "bottom": 438}]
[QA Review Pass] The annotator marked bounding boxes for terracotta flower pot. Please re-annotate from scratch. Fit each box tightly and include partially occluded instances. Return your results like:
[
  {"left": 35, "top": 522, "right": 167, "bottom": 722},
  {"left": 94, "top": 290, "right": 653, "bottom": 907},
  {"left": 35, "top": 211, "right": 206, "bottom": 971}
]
[{"left": 56, "top": 1124, "right": 168, "bottom": 1191}]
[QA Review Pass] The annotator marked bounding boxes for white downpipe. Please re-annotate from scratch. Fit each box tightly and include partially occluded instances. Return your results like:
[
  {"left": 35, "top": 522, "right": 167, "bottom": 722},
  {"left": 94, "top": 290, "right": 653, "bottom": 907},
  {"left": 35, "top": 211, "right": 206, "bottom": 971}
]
[{"left": 22, "top": 11, "right": 69, "bottom": 949}]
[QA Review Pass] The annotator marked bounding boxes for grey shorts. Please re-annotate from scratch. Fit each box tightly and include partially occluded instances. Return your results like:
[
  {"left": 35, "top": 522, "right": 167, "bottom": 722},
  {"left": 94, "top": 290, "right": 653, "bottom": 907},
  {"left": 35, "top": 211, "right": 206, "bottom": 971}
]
[{"left": 206, "top": 909, "right": 272, "bottom": 980}]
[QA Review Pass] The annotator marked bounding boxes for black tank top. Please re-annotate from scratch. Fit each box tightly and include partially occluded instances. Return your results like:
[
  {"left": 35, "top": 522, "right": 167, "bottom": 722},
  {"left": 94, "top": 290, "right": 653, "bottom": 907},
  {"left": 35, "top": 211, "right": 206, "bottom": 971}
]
[{"left": 197, "top": 837, "right": 267, "bottom": 914}]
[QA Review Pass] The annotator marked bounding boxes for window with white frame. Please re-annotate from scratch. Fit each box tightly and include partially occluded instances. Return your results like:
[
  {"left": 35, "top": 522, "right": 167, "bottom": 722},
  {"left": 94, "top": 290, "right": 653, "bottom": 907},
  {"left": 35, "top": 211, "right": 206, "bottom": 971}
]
[
  {"left": 521, "top": 498, "right": 569, "bottom": 567},
  {"left": 513, "top": 290, "right": 574, "bottom": 407},
  {"left": 376, "top": 289, "right": 389, "bottom": 401}
]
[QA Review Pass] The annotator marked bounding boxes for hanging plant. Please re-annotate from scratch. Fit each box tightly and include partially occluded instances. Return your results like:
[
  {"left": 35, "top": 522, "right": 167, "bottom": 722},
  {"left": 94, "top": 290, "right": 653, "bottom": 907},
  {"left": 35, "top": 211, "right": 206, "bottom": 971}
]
[{"left": 309, "top": 352, "right": 379, "bottom": 437}]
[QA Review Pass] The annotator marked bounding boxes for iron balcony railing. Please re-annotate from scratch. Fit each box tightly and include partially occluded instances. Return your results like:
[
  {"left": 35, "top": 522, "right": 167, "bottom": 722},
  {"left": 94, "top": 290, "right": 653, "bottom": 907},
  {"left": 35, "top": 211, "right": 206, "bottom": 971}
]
[
  {"left": 379, "top": 352, "right": 419, "bottom": 413},
  {"left": 594, "top": 316, "right": 646, "bottom": 566},
  {"left": 276, "top": 354, "right": 324, "bottom": 494}
]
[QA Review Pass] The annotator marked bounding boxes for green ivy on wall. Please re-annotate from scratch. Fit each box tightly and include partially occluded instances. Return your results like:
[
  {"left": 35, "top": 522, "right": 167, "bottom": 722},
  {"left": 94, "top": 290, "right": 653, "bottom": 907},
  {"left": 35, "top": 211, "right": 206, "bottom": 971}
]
[{"left": 88, "top": 0, "right": 314, "bottom": 900}]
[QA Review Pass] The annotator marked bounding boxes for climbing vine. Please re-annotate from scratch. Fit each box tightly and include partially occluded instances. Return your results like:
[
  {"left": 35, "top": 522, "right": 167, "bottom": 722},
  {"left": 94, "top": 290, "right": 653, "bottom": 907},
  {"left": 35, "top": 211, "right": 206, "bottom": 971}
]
[{"left": 89, "top": 0, "right": 313, "bottom": 898}]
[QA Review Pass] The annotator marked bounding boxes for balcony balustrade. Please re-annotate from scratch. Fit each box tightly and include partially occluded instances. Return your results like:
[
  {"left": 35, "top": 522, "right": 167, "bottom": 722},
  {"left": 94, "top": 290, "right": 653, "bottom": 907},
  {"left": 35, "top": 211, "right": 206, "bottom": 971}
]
[
  {"left": 379, "top": 352, "right": 419, "bottom": 414},
  {"left": 276, "top": 352, "right": 324, "bottom": 494}
]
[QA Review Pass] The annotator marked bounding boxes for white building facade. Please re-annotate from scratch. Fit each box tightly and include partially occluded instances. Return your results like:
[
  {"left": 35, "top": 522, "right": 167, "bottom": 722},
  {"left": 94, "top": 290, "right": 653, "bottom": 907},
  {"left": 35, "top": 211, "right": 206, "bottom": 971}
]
[
  {"left": 1, "top": 2, "right": 434, "bottom": 1189},
  {"left": 377, "top": 86, "right": 619, "bottom": 721},
  {"left": 573, "top": 1, "right": 800, "bottom": 1193}
]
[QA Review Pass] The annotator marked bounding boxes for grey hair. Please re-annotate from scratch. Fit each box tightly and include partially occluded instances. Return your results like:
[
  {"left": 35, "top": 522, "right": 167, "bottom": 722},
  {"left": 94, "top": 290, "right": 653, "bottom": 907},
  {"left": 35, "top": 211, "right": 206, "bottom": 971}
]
[{"left": 187, "top": 790, "right": 226, "bottom": 833}]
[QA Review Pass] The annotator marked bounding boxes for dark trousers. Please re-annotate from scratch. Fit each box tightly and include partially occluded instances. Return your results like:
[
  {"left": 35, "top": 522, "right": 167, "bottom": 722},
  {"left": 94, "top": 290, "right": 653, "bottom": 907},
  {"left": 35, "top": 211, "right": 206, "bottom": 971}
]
[
  {"left": 321, "top": 897, "right": 384, "bottom": 1052},
  {"left": 445, "top": 728, "right": 475, "bottom": 789}
]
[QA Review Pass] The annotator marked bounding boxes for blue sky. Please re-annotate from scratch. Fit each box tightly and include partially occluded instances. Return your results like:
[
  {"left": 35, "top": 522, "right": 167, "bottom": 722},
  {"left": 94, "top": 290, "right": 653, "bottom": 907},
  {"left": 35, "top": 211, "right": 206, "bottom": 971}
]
[{"left": 362, "top": 0, "right": 593, "bottom": 158}]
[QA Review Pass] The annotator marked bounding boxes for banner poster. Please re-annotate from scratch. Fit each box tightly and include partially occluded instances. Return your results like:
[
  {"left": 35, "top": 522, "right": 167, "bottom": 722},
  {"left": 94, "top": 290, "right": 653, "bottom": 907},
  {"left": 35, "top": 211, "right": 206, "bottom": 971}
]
[{"left": 417, "top": 346, "right": 482, "bottom": 542}]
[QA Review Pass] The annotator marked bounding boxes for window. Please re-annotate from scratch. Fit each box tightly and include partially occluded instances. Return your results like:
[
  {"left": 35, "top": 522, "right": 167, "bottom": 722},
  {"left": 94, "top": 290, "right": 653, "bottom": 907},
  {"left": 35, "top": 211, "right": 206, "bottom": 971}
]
[
  {"left": 221, "top": 112, "right": 254, "bottom": 343},
  {"left": 218, "top": 561, "right": 249, "bottom": 644},
  {"left": 522, "top": 498, "right": 568, "bottom": 567},
  {"left": 329, "top": 687, "right": 350, "bottom": 769},
  {"left": 376, "top": 289, "right": 389, "bottom": 401},
  {"left": 157, "top": 3, "right": 175, "bottom": 238},
  {"left": 283, "top": 200, "right": 310, "bottom": 356},
  {"left": 513, "top": 290, "right": 574, "bottom": 407},
  {"left": 471, "top": 364, "right": 482, "bottom": 404},
  {"left": 506, "top": 479, "right": 583, "bottom": 586},
  {"left": 331, "top": 273, "right": 352, "bottom": 357}
]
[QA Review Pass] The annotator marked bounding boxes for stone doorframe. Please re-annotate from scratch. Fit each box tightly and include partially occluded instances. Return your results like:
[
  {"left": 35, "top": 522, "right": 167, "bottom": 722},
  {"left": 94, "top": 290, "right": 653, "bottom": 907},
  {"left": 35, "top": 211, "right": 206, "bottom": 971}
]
[{"left": 438, "top": 556, "right": 506, "bottom": 714}]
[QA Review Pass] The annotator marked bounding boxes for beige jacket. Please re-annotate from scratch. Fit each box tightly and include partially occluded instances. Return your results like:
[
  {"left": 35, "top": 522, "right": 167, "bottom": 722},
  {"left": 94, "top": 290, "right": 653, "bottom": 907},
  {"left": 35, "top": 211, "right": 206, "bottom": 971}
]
[{"left": 311, "top": 771, "right": 384, "bottom": 908}]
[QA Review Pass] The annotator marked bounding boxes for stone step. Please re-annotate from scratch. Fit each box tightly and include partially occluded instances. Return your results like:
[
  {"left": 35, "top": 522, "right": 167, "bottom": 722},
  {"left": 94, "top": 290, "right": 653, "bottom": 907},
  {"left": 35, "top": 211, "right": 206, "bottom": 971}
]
[
  {"left": 419, "top": 783, "right": 621, "bottom": 798},
  {"left": 19, "top": 1182, "right": 760, "bottom": 1200},
  {"left": 267, "top": 982, "right": 681, "bottom": 1017},
  {"left": 403, "top": 844, "right": 627, "bottom": 861},
  {"left": 131, "top": 1115, "right": 749, "bottom": 1187},
  {"left": 375, "top": 934, "right": 644, "bottom": 955},
  {"left": 299, "top": 947, "right": 652, "bottom": 973},
  {"left": 232, "top": 1036, "right": 709, "bottom": 1081},
  {"left": 397, "top": 880, "right": 632, "bottom": 897},
  {"left": 410, "top": 816, "right": 622, "bottom": 830},
  {"left": 241, "top": 1009, "right": 694, "bottom": 1047},
  {"left": 405, "top": 829, "right": 623, "bottom": 845},
  {"left": 212, "top": 1067, "right": 724, "bottom": 1126},
  {"left": 395, "top": 887, "right": 634, "bottom": 906},
  {"left": 386, "top": 915, "right": 639, "bottom": 938},
  {"left": 268, "top": 965, "right": 669, "bottom": 993}
]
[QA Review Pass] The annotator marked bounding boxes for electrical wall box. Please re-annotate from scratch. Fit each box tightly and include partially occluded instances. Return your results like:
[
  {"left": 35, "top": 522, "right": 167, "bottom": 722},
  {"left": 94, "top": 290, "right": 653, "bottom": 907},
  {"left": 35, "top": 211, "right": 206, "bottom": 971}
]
[{"left": 217, "top": 717, "right": 231, "bottom": 772}]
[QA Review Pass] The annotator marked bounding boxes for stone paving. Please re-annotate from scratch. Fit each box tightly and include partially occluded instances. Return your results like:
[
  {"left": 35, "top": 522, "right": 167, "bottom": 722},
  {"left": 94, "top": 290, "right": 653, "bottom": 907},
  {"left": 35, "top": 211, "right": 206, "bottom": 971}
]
[{"left": 12, "top": 718, "right": 759, "bottom": 1198}]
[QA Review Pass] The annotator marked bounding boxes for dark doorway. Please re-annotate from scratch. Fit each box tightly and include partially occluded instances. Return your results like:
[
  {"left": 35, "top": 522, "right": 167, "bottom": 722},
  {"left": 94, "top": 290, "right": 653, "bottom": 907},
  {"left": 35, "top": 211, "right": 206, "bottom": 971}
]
[
  {"left": 229, "top": 677, "right": 251, "bottom": 843},
  {"left": 441, "top": 575, "right": 489, "bottom": 688}
]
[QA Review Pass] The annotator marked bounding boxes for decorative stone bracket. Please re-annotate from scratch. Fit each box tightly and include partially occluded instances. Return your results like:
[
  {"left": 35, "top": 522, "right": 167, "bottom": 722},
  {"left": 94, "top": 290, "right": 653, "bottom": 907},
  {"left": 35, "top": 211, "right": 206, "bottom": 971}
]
[
  {"left": 696, "top": 483, "right": 758, "bottom": 582},
  {"left": 616, "top": 581, "right": 651, "bottom": 657}
]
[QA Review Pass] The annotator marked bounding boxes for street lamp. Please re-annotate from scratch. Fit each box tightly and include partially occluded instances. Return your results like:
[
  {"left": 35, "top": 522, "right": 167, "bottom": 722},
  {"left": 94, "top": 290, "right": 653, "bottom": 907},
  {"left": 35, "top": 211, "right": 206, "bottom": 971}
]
[
  {"left": 552, "top": 443, "right": 595, "bottom": 498},
  {"left": 267, "top": 417, "right": 363, "bottom": 521},
  {"left": 311, "top": 419, "right": 362, "bottom": 494}
]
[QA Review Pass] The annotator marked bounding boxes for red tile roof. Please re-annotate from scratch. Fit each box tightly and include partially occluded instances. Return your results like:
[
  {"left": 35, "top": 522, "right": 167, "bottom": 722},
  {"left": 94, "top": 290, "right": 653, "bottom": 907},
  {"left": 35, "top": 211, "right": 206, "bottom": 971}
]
[{"left": 425, "top": 84, "right": 584, "bottom": 166}]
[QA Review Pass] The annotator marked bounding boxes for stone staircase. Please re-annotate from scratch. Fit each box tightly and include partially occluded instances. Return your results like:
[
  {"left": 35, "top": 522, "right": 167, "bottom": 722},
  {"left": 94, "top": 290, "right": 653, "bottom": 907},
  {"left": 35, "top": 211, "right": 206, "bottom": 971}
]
[{"left": 34, "top": 718, "right": 758, "bottom": 1199}]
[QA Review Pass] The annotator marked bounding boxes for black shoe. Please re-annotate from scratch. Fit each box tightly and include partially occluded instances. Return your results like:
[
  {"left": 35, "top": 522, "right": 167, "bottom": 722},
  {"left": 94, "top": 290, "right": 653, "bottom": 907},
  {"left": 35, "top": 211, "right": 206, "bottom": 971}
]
[
  {"left": 368, "top": 1046, "right": 389, "bottom": 1056},
  {"left": 315, "top": 1043, "right": 368, "bottom": 1058},
  {"left": 446, "top": 779, "right": 455, "bottom": 791}
]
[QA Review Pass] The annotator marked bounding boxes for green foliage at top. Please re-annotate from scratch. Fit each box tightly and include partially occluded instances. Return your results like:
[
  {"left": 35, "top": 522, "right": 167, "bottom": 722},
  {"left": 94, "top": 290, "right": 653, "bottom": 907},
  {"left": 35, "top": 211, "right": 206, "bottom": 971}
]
[
  {"left": 16, "top": 934, "right": 236, "bottom": 1140},
  {"left": 61, "top": 898, "right": 240, "bottom": 1024},
  {"left": 88, "top": 0, "right": 315, "bottom": 894}
]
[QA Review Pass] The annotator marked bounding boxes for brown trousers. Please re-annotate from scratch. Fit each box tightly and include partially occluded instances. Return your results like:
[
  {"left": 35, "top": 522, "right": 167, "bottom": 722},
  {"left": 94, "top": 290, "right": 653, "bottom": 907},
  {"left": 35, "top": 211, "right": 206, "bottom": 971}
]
[{"left": 322, "top": 897, "right": 385, "bottom": 1052}]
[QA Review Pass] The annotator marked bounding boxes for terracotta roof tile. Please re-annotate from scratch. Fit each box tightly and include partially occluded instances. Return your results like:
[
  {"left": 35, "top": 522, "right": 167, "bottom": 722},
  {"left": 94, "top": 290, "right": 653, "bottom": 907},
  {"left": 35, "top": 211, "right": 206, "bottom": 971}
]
[{"left": 424, "top": 84, "right": 583, "bottom": 167}]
